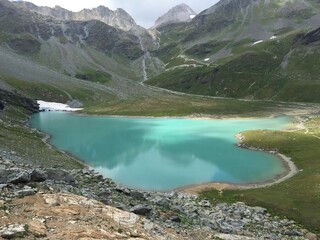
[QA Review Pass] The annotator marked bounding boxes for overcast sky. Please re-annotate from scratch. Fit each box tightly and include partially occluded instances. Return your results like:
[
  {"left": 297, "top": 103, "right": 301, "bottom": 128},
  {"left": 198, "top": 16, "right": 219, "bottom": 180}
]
[{"left": 12, "top": 0, "right": 219, "bottom": 28}]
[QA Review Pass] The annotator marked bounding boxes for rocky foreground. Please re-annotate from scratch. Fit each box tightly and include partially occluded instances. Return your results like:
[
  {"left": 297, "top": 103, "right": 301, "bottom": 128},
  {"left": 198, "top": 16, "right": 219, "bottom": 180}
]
[{"left": 0, "top": 157, "right": 317, "bottom": 240}]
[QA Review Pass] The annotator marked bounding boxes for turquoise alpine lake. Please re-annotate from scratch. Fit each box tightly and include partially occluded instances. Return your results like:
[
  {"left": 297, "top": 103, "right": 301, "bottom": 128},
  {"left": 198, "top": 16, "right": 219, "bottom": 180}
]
[{"left": 30, "top": 112, "right": 291, "bottom": 191}]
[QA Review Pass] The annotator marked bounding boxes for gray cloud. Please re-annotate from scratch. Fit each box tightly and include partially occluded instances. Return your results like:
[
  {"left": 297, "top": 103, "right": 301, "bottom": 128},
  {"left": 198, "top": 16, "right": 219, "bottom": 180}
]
[{"left": 12, "top": 0, "right": 219, "bottom": 28}]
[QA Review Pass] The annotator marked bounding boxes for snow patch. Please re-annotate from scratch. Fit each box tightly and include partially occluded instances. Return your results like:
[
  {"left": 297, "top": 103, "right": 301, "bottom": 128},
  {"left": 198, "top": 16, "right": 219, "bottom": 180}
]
[
  {"left": 252, "top": 40, "right": 264, "bottom": 45},
  {"left": 190, "top": 14, "right": 196, "bottom": 19},
  {"left": 37, "top": 100, "right": 83, "bottom": 112}
]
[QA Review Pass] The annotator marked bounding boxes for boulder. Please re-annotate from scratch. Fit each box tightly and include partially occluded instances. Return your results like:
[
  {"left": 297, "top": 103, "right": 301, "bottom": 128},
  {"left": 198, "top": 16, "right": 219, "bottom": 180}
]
[
  {"left": 31, "top": 169, "right": 47, "bottom": 182},
  {"left": 98, "top": 190, "right": 112, "bottom": 198},
  {"left": 170, "top": 216, "right": 181, "bottom": 223},
  {"left": 46, "top": 169, "right": 75, "bottom": 184},
  {"left": 98, "top": 190, "right": 112, "bottom": 204},
  {"left": 306, "top": 232, "right": 318, "bottom": 240},
  {"left": 0, "top": 169, "right": 9, "bottom": 183},
  {"left": 7, "top": 171, "right": 30, "bottom": 184},
  {"left": 130, "top": 191, "right": 145, "bottom": 200},
  {"left": 0, "top": 101, "right": 4, "bottom": 111},
  {"left": 16, "top": 188, "right": 37, "bottom": 197},
  {"left": 66, "top": 99, "right": 83, "bottom": 108},
  {"left": 284, "top": 230, "right": 303, "bottom": 237},
  {"left": 130, "top": 204, "right": 152, "bottom": 215},
  {"left": 0, "top": 224, "right": 27, "bottom": 239}
]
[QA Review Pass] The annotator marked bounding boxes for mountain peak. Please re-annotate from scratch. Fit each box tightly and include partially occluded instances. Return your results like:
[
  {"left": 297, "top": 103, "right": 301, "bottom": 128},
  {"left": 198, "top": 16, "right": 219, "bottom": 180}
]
[
  {"left": 14, "top": 1, "right": 136, "bottom": 31},
  {"left": 152, "top": 3, "right": 197, "bottom": 29}
]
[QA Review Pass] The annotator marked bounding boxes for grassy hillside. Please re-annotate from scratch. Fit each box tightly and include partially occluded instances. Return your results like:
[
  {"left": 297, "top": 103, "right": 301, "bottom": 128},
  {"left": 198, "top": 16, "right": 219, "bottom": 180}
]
[
  {"left": 148, "top": 0, "right": 320, "bottom": 103},
  {"left": 148, "top": 28, "right": 320, "bottom": 102}
]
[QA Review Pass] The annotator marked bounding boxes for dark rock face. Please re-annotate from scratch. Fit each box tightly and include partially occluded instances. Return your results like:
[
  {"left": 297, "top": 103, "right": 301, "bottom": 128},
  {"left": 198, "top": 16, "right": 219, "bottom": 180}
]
[
  {"left": 0, "top": 0, "right": 143, "bottom": 59},
  {"left": 7, "top": 35, "right": 41, "bottom": 55},
  {"left": 83, "top": 21, "right": 143, "bottom": 60},
  {"left": 301, "top": 27, "right": 320, "bottom": 45},
  {"left": 0, "top": 89, "right": 39, "bottom": 114}
]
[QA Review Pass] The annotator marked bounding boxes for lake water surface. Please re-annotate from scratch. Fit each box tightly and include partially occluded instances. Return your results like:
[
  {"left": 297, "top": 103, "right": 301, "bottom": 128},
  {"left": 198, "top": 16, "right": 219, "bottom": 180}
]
[{"left": 30, "top": 112, "right": 290, "bottom": 190}]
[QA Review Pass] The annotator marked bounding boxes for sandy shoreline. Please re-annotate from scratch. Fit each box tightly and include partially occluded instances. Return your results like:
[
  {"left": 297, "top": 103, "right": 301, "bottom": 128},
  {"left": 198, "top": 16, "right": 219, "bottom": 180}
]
[
  {"left": 75, "top": 112, "right": 282, "bottom": 121},
  {"left": 75, "top": 102, "right": 319, "bottom": 120}
]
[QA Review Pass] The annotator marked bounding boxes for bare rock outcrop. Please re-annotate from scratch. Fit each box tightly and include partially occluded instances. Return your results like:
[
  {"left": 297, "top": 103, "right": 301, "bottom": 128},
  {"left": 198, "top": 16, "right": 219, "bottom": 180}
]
[
  {"left": 15, "top": 1, "right": 136, "bottom": 31},
  {"left": 152, "top": 4, "right": 197, "bottom": 29}
]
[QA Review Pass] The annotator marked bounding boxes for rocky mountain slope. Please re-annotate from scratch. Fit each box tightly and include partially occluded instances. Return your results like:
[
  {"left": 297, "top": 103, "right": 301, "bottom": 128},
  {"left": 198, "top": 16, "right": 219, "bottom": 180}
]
[
  {"left": 0, "top": 0, "right": 163, "bottom": 107},
  {"left": 148, "top": 0, "right": 320, "bottom": 103},
  {"left": 0, "top": 89, "right": 38, "bottom": 114},
  {"left": 14, "top": 1, "right": 159, "bottom": 51},
  {"left": 14, "top": 1, "right": 136, "bottom": 31},
  {"left": 0, "top": 157, "right": 316, "bottom": 239},
  {"left": 2, "top": 0, "right": 143, "bottom": 59},
  {"left": 4, "top": 0, "right": 320, "bottom": 103},
  {"left": 152, "top": 3, "right": 197, "bottom": 29}
]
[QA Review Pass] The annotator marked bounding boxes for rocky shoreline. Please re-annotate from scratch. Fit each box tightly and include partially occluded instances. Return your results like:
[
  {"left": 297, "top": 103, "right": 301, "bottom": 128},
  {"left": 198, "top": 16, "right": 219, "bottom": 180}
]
[{"left": 0, "top": 157, "right": 317, "bottom": 239}]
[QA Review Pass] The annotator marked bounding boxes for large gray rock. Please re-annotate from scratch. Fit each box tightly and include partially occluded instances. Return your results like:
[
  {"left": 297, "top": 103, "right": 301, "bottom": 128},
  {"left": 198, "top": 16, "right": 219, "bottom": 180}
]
[
  {"left": 170, "top": 216, "right": 181, "bottom": 223},
  {"left": 30, "top": 169, "right": 48, "bottom": 182},
  {"left": 16, "top": 188, "right": 37, "bottom": 197},
  {"left": 7, "top": 171, "right": 30, "bottom": 184},
  {"left": 130, "top": 204, "right": 152, "bottom": 215},
  {"left": 0, "top": 224, "right": 27, "bottom": 239},
  {"left": 66, "top": 100, "right": 83, "bottom": 108},
  {"left": 46, "top": 169, "right": 75, "bottom": 184},
  {"left": 130, "top": 191, "right": 145, "bottom": 200},
  {"left": 0, "top": 169, "right": 9, "bottom": 183}
]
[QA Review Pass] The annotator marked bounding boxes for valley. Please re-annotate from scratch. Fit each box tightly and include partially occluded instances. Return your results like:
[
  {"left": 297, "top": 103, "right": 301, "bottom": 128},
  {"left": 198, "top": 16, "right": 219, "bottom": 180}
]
[{"left": 0, "top": 0, "right": 319, "bottom": 238}]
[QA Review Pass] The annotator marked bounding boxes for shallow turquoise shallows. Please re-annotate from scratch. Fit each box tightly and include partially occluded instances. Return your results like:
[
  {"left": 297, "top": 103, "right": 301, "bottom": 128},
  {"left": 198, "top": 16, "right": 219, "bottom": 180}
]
[{"left": 30, "top": 112, "right": 290, "bottom": 190}]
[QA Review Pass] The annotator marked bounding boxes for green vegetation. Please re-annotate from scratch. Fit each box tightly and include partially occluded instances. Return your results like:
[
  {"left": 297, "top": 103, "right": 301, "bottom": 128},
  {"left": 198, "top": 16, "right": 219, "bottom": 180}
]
[
  {"left": 185, "top": 40, "right": 229, "bottom": 59},
  {"left": 81, "top": 96, "right": 298, "bottom": 117},
  {"left": 165, "top": 57, "right": 203, "bottom": 69},
  {"left": 148, "top": 29, "right": 320, "bottom": 103},
  {"left": 58, "top": 35, "right": 68, "bottom": 44},
  {"left": 3, "top": 77, "right": 70, "bottom": 103},
  {"left": 1, "top": 76, "right": 104, "bottom": 106},
  {"left": 202, "top": 116, "right": 320, "bottom": 233},
  {"left": 154, "top": 43, "right": 181, "bottom": 63},
  {"left": 7, "top": 33, "right": 41, "bottom": 55},
  {"left": 75, "top": 70, "right": 112, "bottom": 84}
]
